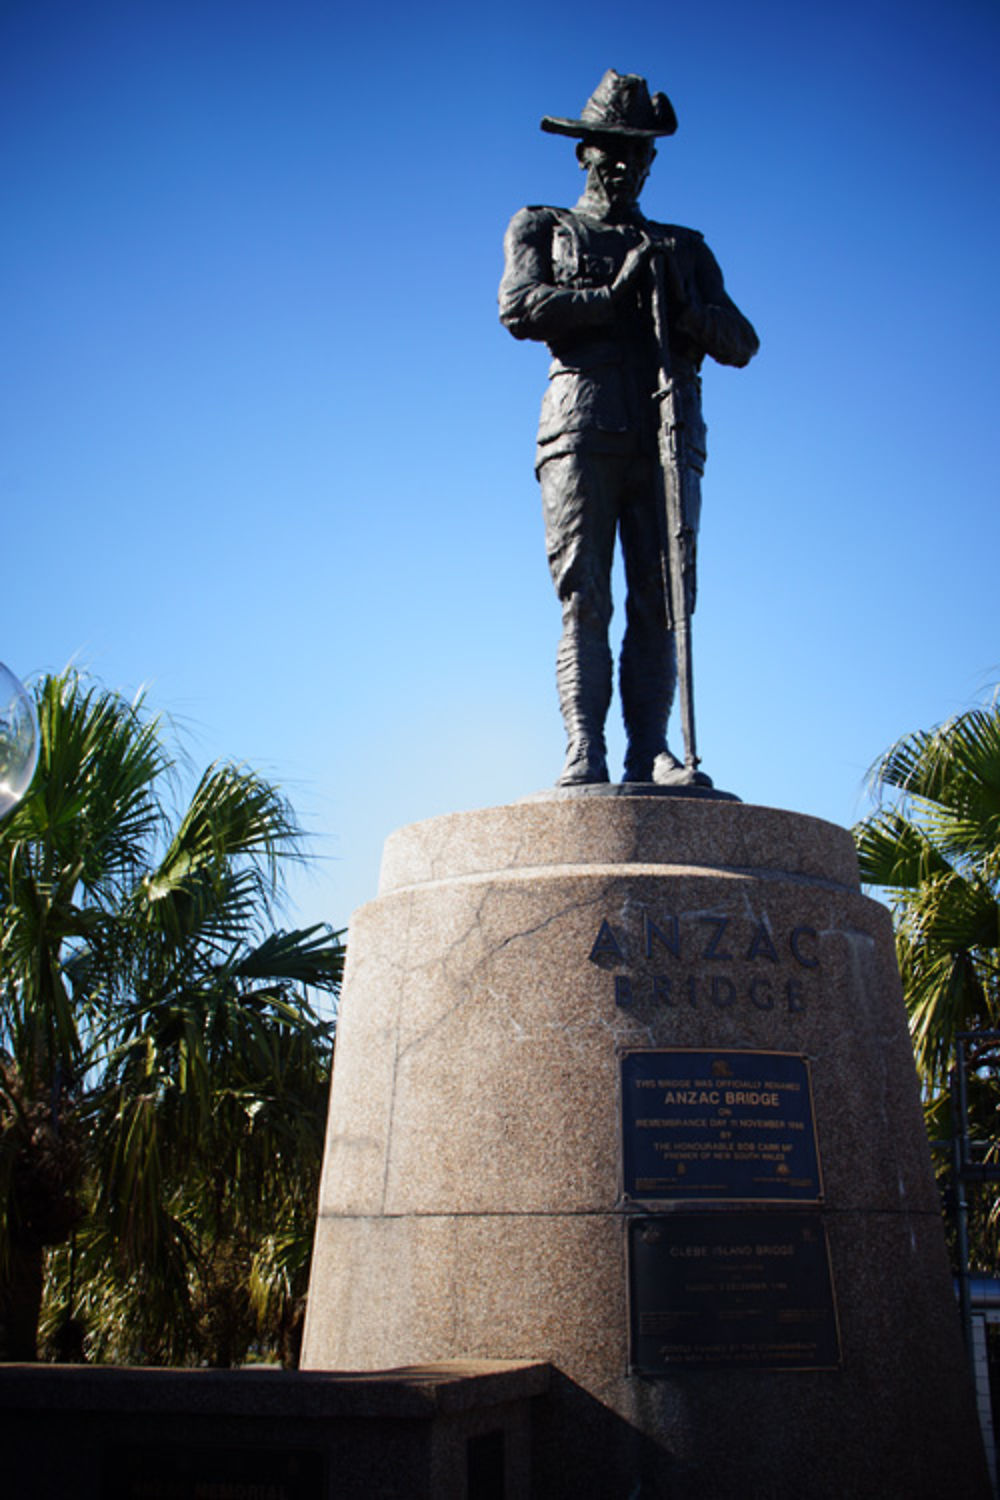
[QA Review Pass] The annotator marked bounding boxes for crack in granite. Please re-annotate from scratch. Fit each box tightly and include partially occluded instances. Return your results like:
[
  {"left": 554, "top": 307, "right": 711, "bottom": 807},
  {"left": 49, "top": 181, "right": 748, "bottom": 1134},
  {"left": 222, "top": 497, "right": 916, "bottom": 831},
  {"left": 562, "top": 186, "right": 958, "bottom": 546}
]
[
  {"left": 392, "top": 885, "right": 611, "bottom": 1063},
  {"left": 377, "top": 893, "right": 415, "bottom": 1216}
]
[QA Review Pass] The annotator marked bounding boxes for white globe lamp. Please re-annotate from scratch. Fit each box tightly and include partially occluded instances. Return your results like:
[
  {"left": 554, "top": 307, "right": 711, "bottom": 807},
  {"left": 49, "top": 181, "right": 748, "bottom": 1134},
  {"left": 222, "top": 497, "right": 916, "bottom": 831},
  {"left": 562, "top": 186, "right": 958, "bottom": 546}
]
[{"left": 0, "top": 663, "right": 39, "bottom": 817}]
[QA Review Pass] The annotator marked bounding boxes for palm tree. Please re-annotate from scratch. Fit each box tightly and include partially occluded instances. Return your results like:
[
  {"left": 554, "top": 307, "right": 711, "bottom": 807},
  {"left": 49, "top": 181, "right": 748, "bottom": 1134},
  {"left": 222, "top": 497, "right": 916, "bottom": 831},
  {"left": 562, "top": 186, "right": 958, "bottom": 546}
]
[
  {"left": 0, "top": 670, "right": 342, "bottom": 1362},
  {"left": 853, "top": 698, "right": 1000, "bottom": 1096}
]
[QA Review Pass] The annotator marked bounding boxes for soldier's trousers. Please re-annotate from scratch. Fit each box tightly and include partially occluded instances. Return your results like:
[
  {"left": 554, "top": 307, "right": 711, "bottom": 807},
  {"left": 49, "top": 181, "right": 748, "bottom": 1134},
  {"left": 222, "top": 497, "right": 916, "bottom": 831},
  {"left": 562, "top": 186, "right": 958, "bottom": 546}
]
[{"left": 538, "top": 448, "right": 679, "bottom": 773}]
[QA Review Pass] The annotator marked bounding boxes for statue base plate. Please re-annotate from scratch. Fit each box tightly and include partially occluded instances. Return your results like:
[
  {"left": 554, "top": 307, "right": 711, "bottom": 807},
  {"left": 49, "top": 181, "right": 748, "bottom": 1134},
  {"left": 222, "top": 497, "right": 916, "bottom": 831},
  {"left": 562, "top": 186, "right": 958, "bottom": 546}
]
[{"left": 520, "top": 780, "right": 741, "bottom": 803}]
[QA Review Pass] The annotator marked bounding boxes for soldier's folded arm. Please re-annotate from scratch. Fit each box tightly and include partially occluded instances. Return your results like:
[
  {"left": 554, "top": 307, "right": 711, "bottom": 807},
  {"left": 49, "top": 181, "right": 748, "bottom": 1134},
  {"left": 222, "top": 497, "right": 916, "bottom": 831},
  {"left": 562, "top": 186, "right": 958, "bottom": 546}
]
[
  {"left": 499, "top": 207, "right": 616, "bottom": 344},
  {"left": 682, "top": 239, "right": 760, "bottom": 368}
]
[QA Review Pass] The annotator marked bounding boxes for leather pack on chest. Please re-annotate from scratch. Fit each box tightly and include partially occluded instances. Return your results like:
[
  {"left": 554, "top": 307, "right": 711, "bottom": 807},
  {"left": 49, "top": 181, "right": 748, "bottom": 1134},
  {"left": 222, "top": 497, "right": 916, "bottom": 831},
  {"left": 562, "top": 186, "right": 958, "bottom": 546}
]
[{"left": 548, "top": 210, "right": 637, "bottom": 292}]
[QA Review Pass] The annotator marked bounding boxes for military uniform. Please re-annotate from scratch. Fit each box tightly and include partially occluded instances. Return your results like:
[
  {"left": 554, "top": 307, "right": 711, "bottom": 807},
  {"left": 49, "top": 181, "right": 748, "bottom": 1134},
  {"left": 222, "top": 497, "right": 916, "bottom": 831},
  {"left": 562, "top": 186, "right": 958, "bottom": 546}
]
[{"left": 499, "top": 197, "right": 758, "bottom": 781}]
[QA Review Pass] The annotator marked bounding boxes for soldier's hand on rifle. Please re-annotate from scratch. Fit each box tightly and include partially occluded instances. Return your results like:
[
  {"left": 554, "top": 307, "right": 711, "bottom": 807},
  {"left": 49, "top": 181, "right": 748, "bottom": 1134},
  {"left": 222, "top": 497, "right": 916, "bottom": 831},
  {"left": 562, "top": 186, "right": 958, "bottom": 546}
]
[
  {"left": 656, "top": 238, "right": 703, "bottom": 338},
  {"left": 610, "top": 239, "right": 655, "bottom": 304}
]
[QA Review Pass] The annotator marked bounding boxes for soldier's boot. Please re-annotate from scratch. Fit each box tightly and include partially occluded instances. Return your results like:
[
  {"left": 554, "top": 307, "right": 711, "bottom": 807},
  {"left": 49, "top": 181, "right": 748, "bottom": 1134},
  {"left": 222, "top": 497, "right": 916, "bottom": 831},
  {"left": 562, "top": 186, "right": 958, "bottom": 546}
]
[
  {"left": 559, "top": 734, "right": 610, "bottom": 786},
  {"left": 555, "top": 628, "right": 612, "bottom": 786}
]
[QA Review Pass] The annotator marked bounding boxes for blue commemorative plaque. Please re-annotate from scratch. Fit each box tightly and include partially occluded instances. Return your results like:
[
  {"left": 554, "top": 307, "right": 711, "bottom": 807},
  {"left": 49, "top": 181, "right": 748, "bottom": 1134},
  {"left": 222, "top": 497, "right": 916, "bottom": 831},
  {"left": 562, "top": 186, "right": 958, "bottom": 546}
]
[{"left": 620, "top": 1049, "right": 822, "bottom": 1202}]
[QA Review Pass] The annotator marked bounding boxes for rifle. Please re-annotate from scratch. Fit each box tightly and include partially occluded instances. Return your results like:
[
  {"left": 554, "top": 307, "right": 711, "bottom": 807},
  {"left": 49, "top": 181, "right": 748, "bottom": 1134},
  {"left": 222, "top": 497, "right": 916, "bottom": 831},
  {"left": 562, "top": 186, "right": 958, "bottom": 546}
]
[{"left": 649, "top": 243, "right": 700, "bottom": 779}]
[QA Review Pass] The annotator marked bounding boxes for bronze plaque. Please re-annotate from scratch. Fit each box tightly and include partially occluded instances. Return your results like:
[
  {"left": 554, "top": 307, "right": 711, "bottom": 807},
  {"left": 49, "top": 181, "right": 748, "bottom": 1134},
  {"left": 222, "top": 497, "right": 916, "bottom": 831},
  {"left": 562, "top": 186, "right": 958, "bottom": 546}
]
[
  {"left": 620, "top": 1048, "right": 822, "bottom": 1202},
  {"left": 627, "top": 1211, "right": 841, "bottom": 1372}
]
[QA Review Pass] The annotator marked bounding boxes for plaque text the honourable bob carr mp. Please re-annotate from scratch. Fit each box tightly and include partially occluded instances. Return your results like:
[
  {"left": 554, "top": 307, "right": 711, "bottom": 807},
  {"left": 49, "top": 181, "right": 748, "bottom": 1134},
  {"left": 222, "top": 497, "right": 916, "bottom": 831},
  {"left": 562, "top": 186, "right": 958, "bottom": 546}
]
[{"left": 620, "top": 1048, "right": 823, "bottom": 1202}]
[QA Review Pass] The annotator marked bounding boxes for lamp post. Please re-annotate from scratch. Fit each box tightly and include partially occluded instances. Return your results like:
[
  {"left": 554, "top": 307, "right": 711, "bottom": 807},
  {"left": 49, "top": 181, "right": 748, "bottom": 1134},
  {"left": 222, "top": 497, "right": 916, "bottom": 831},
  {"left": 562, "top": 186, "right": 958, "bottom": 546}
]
[{"left": 0, "top": 663, "right": 39, "bottom": 817}]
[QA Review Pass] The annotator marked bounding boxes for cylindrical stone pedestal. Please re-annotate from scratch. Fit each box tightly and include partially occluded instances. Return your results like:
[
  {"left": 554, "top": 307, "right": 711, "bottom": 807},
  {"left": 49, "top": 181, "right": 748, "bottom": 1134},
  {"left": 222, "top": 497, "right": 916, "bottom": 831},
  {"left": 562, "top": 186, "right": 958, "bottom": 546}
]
[{"left": 302, "top": 797, "right": 988, "bottom": 1499}]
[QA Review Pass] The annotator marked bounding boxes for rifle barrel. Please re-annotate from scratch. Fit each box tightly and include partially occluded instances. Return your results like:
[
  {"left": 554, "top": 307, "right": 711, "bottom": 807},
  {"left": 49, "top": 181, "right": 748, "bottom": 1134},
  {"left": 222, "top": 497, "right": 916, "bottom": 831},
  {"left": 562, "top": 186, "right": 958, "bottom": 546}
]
[{"left": 650, "top": 251, "right": 699, "bottom": 771}]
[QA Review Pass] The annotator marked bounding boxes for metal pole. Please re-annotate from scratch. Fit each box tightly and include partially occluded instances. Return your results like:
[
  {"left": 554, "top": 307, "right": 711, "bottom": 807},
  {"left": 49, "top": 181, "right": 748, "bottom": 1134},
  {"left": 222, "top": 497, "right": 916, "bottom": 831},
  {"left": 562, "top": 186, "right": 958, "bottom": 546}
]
[{"left": 953, "top": 1038, "right": 974, "bottom": 1354}]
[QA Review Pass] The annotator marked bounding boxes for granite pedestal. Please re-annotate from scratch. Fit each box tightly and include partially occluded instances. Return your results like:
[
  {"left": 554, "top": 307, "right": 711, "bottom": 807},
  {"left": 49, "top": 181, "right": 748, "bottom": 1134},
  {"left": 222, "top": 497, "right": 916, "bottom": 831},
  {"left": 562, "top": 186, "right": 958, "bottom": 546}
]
[{"left": 302, "top": 795, "right": 989, "bottom": 1497}]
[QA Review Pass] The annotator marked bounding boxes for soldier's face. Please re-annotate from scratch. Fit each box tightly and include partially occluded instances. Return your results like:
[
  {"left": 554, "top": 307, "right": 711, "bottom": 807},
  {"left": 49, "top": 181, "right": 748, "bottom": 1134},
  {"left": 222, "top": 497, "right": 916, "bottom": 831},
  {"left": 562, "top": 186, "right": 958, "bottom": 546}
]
[{"left": 580, "top": 138, "right": 655, "bottom": 205}]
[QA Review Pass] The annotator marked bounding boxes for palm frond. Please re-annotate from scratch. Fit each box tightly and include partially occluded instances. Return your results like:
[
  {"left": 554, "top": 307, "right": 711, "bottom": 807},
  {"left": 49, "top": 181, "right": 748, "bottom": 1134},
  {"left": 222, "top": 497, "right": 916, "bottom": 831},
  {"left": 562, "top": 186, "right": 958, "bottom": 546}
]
[
  {"left": 230, "top": 926, "right": 345, "bottom": 993},
  {"left": 856, "top": 693, "right": 1000, "bottom": 1099},
  {"left": 853, "top": 809, "right": 953, "bottom": 893},
  {"left": 0, "top": 669, "right": 342, "bottom": 1362}
]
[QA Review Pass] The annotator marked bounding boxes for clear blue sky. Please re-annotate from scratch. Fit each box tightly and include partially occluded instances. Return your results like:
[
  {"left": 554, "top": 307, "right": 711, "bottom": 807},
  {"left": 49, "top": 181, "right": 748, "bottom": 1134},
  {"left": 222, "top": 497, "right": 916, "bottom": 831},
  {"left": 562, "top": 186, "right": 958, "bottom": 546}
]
[{"left": 3, "top": 0, "right": 998, "bottom": 934}]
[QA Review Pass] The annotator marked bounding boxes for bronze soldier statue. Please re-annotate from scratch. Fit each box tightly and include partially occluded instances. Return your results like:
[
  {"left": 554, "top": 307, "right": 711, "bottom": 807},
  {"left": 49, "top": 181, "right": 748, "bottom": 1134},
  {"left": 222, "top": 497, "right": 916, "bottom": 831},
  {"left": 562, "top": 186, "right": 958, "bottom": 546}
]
[{"left": 500, "top": 69, "right": 759, "bottom": 787}]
